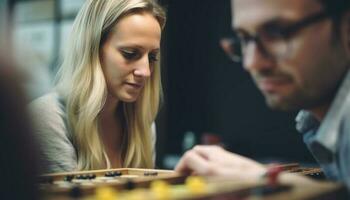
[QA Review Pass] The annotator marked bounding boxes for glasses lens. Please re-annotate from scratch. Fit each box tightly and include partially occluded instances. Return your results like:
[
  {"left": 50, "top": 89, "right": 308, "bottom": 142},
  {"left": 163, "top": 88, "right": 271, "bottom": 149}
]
[
  {"left": 220, "top": 38, "right": 242, "bottom": 62},
  {"left": 220, "top": 36, "right": 290, "bottom": 62},
  {"left": 260, "top": 38, "right": 289, "bottom": 60}
]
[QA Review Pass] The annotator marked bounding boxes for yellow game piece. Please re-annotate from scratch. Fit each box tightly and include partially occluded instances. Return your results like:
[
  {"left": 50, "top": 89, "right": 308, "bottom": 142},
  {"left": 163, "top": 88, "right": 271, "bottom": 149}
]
[
  {"left": 95, "top": 186, "right": 118, "bottom": 200},
  {"left": 150, "top": 180, "right": 170, "bottom": 200},
  {"left": 185, "top": 176, "right": 207, "bottom": 195},
  {"left": 125, "top": 189, "right": 146, "bottom": 200}
]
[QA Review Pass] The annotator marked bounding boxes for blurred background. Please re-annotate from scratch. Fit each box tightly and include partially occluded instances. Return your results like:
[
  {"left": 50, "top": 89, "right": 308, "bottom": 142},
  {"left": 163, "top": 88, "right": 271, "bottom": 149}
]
[{"left": 2, "top": 0, "right": 316, "bottom": 169}]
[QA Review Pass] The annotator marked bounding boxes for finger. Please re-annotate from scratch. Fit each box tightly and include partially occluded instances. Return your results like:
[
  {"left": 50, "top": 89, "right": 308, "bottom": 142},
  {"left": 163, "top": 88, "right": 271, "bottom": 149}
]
[
  {"left": 192, "top": 145, "right": 223, "bottom": 160},
  {"left": 175, "top": 150, "right": 212, "bottom": 175},
  {"left": 193, "top": 145, "right": 261, "bottom": 169}
]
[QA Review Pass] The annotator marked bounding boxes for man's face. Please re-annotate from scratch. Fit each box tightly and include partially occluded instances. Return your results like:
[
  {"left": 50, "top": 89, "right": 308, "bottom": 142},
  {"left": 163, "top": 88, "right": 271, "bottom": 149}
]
[{"left": 232, "top": 0, "right": 349, "bottom": 111}]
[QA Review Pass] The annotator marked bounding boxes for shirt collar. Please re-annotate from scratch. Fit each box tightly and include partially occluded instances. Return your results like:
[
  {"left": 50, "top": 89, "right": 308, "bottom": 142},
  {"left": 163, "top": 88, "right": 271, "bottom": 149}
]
[
  {"left": 295, "top": 110, "right": 319, "bottom": 133},
  {"left": 296, "top": 69, "right": 350, "bottom": 153}
]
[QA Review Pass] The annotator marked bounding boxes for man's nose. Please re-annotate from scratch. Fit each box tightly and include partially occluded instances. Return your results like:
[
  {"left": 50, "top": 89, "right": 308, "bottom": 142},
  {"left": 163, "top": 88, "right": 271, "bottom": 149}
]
[
  {"left": 134, "top": 55, "right": 151, "bottom": 78},
  {"left": 242, "top": 42, "right": 274, "bottom": 73}
]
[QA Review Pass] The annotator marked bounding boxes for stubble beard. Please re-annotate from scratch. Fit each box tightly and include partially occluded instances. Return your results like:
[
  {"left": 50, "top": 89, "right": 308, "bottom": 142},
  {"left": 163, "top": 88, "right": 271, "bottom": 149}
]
[{"left": 263, "top": 80, "right": 338, "bottom": 112}]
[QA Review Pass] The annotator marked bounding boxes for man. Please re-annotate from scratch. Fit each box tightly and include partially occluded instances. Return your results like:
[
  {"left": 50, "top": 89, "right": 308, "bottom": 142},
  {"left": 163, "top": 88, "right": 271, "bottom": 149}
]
[{"left": 175, "top": 0, "right": 350, "bottom": 189}]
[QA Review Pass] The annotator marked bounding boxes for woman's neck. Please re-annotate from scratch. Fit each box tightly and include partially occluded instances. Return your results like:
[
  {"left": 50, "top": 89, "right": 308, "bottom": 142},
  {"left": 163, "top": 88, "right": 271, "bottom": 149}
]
[
  {"left": 99, "top": 95, "right": 124, "bottom": 168},
  {"left": 100, "top": 94, "right": 119, "bottom": 118}
]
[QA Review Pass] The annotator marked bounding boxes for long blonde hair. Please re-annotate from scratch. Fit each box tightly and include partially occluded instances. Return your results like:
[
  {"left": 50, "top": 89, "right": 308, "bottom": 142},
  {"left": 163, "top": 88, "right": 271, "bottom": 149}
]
[{"left": 55, "top": 0, "right": 166, "bottom": 170}]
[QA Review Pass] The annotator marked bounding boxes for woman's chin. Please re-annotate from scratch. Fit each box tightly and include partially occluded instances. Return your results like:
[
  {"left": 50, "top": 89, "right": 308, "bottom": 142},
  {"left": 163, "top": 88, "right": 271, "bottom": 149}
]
[{"left": 119, "top": 94, "right": 139, "bottom": 103}]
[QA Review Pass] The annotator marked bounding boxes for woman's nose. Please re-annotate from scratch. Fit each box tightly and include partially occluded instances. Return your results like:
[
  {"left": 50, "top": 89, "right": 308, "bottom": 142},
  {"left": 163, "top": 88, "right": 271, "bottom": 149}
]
[{"left": 134, "top": 55, "right": 151, "bottom": 77}]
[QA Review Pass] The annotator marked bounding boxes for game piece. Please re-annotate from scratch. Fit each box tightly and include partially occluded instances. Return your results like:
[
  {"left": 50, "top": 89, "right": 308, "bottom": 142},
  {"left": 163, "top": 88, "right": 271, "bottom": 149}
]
[
  {"left": 105, "top": 171, "right": 115, "bottom": 177},
  {"left": 105, "top": 171, "right": 122, "bottom": 177},
  {"left": 150, "top": 180, "right": 170, "bottom": 200},
  {"left": 74, "top": 175, "right": 81, "bottom": 180},
  {"left": 69, "top": 185, "right": 82, "bottom": 198},
  {"left": 87, "top": 173, "right": 96, "bottom": 179},
  {"left": 144, "top": 171, "right": 158, "bottom": 176},
  {"left": 125, "top": 180, "right": 136, "bottom": 190},
  {"left": 95, "top": 186, "right": 118, "bottom": 200},
  {"left": 38, "top": 166, "right": 344, "bottom": 200},
  {"left": 114, "top": 171, "right": 122, "bottom": 176},
  {"left": 126, "top": 188, "right": 147, "bottom": 200},
  {"left": 185, "top": 176, "right": 206, "bottom": 195},
  {"left": 64, "top": 175, "right": 74, "bottom": 182}
]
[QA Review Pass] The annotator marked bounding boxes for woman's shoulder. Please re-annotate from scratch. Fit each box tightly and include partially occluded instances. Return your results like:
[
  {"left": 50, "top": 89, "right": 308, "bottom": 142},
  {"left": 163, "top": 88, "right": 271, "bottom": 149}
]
[
  {"left": 28, "top": 92, "right": 68, "bottom": 136},
  {"left": 29, "top": 93, "right": 77, "bottom": 173},
  {"left": 29, "top": 92, "right": 62, "bottom": 108},
  {"left": 29, "top": 92, "right": 66, "bottom": 117}
]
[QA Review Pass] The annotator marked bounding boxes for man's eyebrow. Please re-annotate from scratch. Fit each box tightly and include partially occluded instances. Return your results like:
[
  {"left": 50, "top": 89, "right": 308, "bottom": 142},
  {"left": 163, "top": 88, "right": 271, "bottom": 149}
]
[
  {"left": 233, "top": 17, "right": 293, "bottom": 34},
  {"left": 258, "top": 17, "right": 296, "bottom": 32}
]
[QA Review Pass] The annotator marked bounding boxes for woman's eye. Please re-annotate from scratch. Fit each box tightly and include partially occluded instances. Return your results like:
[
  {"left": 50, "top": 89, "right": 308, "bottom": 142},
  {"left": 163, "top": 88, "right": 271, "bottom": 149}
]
[{"left": 121, "top": 50, "right": 138, "bottom": 60}]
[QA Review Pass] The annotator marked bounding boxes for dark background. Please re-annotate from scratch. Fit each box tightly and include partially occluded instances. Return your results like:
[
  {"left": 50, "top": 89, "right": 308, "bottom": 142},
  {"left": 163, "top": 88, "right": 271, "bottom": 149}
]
[
  {"left": 156, "top": 0, "right": 315, "bottom": 168},
  {"left": 4, "top": 0, "right": 316, "bottom": 169}
]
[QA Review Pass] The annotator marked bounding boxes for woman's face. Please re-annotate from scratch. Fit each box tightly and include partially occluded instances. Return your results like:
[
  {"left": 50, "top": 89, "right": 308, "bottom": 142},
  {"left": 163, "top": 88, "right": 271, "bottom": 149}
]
[{"left": 101, "top": 12, "right": 161, "bottom": 103}]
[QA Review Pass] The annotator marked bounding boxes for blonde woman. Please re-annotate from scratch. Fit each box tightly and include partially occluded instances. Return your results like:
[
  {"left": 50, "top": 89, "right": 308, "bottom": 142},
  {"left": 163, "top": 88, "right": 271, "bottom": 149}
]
[{"left": 29, "top": 0, "right": 166, "bottom": 173}]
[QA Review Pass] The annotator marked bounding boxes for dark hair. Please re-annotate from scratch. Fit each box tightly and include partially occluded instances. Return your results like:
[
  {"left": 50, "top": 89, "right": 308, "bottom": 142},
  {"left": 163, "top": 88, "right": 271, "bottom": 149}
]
[
  {"left": 319, "top": 0, "right": 350, "bottom": 14},
  {"left": 318, "top": 0, "right": 350, "bottom": 34},
  {"left": 318, "top": 0, "right": 350, "bottom": 21}
]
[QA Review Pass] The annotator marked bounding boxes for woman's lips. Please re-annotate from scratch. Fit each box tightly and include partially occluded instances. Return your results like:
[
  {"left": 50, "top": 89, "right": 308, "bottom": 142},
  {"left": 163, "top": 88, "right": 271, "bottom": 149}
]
[{"left": 125, "top": 82, "right": 143, "bottom": 89}]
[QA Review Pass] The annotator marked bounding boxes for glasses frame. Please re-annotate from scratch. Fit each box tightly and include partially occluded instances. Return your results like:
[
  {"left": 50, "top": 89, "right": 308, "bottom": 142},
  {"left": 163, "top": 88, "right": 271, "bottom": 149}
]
[{"left": 221, "top": 11, "right": 331, "bottom": 62}]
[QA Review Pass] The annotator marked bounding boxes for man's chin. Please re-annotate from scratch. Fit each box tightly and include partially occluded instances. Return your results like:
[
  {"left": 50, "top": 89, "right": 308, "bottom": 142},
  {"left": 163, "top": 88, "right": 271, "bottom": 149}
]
[{"left": 264, "top": 95, "right": 300, "bottom": 111}]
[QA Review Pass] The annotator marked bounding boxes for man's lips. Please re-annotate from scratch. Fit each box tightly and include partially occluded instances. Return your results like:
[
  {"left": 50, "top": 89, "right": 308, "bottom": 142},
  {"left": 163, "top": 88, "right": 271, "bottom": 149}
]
[{"left": 257, "top": 78, "right": 292, "bottom": 92}]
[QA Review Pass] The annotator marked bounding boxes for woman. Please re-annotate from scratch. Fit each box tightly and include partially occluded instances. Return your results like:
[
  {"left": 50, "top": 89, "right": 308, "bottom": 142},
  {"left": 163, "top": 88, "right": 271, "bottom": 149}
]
[{"left": 29, "top": 0, "right": 166, "bottom": 173}]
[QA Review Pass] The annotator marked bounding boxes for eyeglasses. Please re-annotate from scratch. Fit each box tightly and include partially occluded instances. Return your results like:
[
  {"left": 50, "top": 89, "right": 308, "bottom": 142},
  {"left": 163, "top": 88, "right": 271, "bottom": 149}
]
[{"left": 220, "top": 11, "right": 331, "bottom": 62}]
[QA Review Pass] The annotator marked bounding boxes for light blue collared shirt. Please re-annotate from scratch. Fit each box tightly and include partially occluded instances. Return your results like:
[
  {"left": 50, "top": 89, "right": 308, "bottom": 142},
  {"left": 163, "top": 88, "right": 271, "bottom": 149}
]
[{"left": 296, "top": 70, "right": 350, "bottom": 189}]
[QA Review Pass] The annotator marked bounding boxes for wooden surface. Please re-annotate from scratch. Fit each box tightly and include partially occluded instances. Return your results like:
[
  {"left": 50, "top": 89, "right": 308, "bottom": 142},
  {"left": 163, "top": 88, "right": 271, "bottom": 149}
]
[{"left": 40, "top": 167, "right": 347, "bottom": 200}]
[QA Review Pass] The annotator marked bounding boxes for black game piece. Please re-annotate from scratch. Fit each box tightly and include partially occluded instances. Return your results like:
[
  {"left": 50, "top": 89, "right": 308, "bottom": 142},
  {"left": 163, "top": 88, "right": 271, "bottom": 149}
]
[
  {"left": 69, "top": 186, "right": 82, "bottom": 198},
  {"left": 105, "top": 171, "right": 122, "bottom": 177},
  {"left": 75, "top": 175, "right": 82, "bottom": 179},
  {"left": 307, "top": 171, "right": 326, "bottom": 180},
  {"left": 144, "top": 171, "right": 158, "bottom": 176},
  {"left": 64, "top": 175, "right": 74, "bottom": 182},
  {"left": 76, "top": 174, "right": 89, "bottom": 180},
  {"left": 105, "top": 171, "right": 115, "bottom": 177},
  {"left": 113, "top": 171, "right": 122, "bottom": 176},
  {"left": 75, "top": 175, "right": 83, "bottom": 179},
  {"left": 125, "top": 180, "right": 136, "bottom": 190},
  {"left": 87, "top": 174, "right": 96, "bottom": 179},
  {"left": 82, "top": 174, "right": 89, "bottom": 179}
]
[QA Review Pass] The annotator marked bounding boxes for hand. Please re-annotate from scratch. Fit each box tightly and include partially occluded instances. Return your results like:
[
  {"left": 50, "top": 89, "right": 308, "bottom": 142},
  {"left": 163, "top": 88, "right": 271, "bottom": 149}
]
[{"left": 175, "top": 145, "right": 267, "bottom": 181}]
